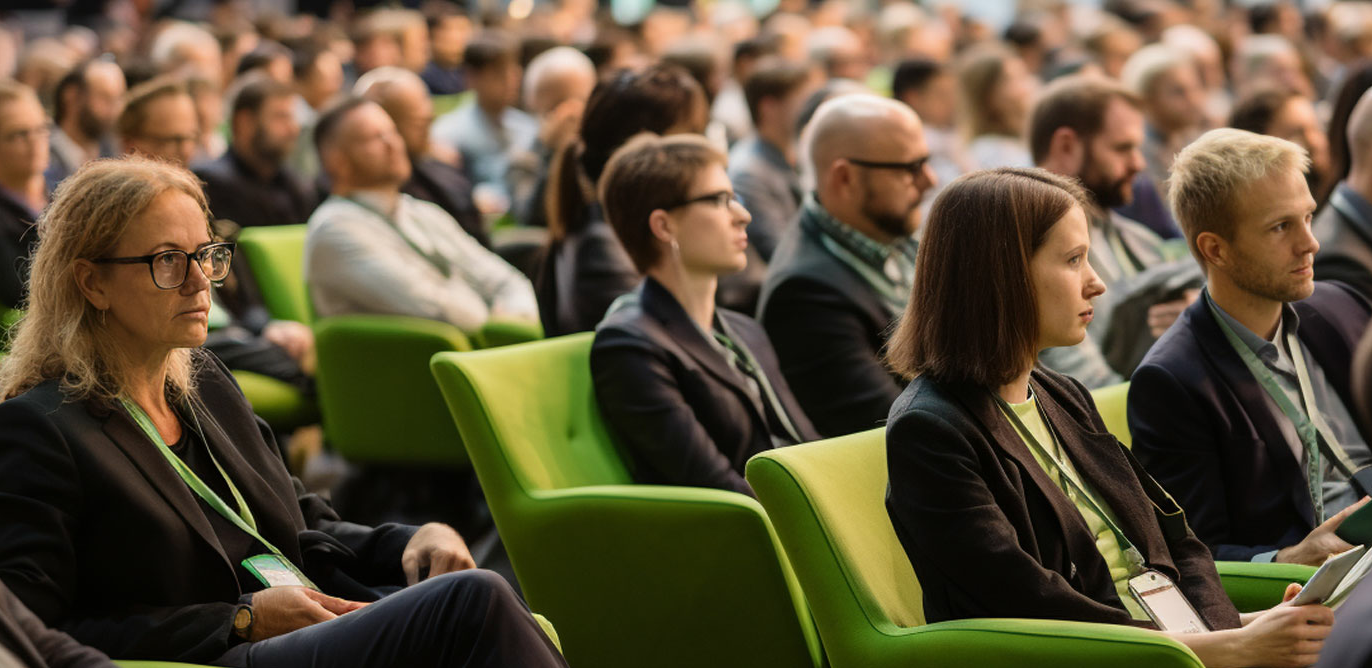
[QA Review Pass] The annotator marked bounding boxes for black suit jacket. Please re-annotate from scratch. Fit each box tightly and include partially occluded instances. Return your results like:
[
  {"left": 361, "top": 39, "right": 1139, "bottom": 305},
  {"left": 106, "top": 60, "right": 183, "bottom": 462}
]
[
  {"left": 0, "top": 579, "right": 112, "bottom": 668},
  {"left": 0, "top": 190, "right": 38, "bottom": 309},
  {"left": 193, "top": 150, "right": 321, "bottom": 229},
  {"left": 757, "top": 211, "right": 905, "bottom": 438},
  {"left": 0, "top": 356, "right": 417, "bottom": 663},
  {"left": 535, "top": 215, "right": 639, "bottom": 336},
  {"left": 591, "top": 277, "right": 820, "bottom": 496},
  {"left": 1129, "top": 282, "right": 1372, "bottom": 561},
  {"left": 886, "top": 368, "right": 1239, "bottom": 630},
  {"left": 402, "top": 157, "right": 491, "bottom": 249},
  {"left": 1313, "top": 190, "right": 1372, "bottom": 301}
]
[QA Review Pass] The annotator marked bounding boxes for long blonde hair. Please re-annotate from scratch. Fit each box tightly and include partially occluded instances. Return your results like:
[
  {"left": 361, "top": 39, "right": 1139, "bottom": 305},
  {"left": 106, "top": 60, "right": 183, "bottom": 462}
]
[{"left": 0, "top": 157, "right": 212, "bottom": 403}]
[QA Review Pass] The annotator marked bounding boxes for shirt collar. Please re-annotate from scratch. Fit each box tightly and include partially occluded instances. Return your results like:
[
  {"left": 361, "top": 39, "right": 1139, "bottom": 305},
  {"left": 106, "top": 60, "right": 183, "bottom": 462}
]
[
  {"left": 803, "top": 193, "right": 916, "bottom": 270},
  {"left": 1204, "top": 287, "right": 1302, "bottom": 367}
]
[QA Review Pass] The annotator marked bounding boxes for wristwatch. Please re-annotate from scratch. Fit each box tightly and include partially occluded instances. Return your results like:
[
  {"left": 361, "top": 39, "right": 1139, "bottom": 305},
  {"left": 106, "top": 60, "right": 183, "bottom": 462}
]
[{"left": 232, "top": 604, "right": 254, "bottom": 641}]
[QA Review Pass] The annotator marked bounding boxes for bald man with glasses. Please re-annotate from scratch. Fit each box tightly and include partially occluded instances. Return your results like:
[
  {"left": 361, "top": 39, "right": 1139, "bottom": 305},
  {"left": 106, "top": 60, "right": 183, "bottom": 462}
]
[{"left": 757, "top": 94, "right": 936, "bottom": 438}]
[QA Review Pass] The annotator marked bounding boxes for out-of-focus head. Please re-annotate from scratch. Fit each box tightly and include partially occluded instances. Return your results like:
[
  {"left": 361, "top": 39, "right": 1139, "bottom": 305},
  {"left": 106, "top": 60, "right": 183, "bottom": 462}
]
[
  {"left": 523, "top": 46, "right": 597, "bottom": 116},
  {"left": 463, "top": 31, "right": 522, "bottom": 110},
  {"left": 1084, "top": 15, "right": 1143, "bottom": 80},
  {"left": 355, "top": 66, "right": 433, "bottom": 157},
  {"left": 428, "top": 9, "right": 473, "bottom": 67},
  {"left": 0, "top": 156, "right": 214, "bottom": 402},
  {"left": 1344, "top": 87, "right": 1372, "bottom": 174},
  {"left": 185, "top": 76, "right": 223, "bottom": 159},
  {"left": 16, "top": 38, "right": 79, "bottom": 104},
  {"left": 802, "top": 94, "right": 934, "bottom": 240},
  {"left": 1229, "top": 88, "right": 1330, "bottom": 192},
  {"left": 762, "top": 13, "right": 812, "bottom": 62},
  {"left": 663, "top": 39, "right": 729, "bottom": 104},
  {"left": 235, "top": 41, "right": 294, "bottom": 85},
  {"left": 743, "top": 58, "right": 819, "bottom": 139},
  {"left": 1233, "top": 34, "right": 1312, "bottom": 98},
  {"left": 54, "top": 59, "right": 126, "bottom": 140},
  {"left": 351, "top": 10, "right": 406, "bottom": 76},
  {"left": 1029, "top": 74, "right": 1145, "bottom": 209},
  {"left": 886, "top": 167, "right": 1098, "bottom": 387},
  {"left": 1169, "top": 128, "right": 1316, "bottom": 301},
  {"left": 0, "top": 81, "right": 50, "bottom": 184},
  {"left": 806, "top": 25, "right": 868, "bottom": 82},
  {"left": 958, "top": 43, "right": 1036, "bottom": 140},
  {"left": 892, "top": 58, "right": 956, "bottom": 129},
  {"left": 119, "top": 77, "right": 200, "bottom": 167},
  {"left": 150, "top": 21, "right": 224, "bottom": 88},
  {"left": 1160, "top": 24, "right": 1225, "bottom": 91},
  {"left": 315, "top": 97, "right": 411, "bottom": 191},
  {"left": 599, "top": 133, "right": 745, "bottom": 275},
  {"left": 1121, "top": 44, "right": 1207, "bottom": 134},
  {"left": 578, "top": 63, "right": 708, "bottom": 184},
  {"left": 295, "top": 46, "right": 344, "bottom": 112},
  {"left": 228, "top": 74, "right": 299, "bottom": 167}
]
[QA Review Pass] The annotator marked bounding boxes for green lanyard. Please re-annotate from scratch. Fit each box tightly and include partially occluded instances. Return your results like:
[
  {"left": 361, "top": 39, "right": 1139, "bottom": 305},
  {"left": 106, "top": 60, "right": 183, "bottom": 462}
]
[
  {"left": 994, "top": 392, "right": 1147, "bottom": 577},
  {"left": 120, "top": 398, "right": 286, "bottom": 559},
  {"left": 1207, "top": 301, "right": 1362, "bottom": 522},
  {"left": 816, "top": 233, "right": 911, "bottom": 314},
  {"left": 713, "top": 319, "right": 804, "bottom": 445},
  {"left": 343, "top": 195, "right": 453, "bottom": 278}
]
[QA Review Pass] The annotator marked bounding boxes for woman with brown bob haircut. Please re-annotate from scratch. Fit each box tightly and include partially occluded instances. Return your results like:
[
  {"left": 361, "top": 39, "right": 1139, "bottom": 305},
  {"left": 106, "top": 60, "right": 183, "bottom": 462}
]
[
  {"left": 590, "top": 133, "right": 819, "bottom": 496},
  {"left": 884, "top": 167, "right": 1332, "bottom": 666}
]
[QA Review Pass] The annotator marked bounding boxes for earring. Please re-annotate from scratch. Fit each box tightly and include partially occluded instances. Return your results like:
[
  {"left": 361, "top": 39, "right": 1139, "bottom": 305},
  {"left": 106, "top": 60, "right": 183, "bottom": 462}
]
[
  {"left": 98, "top": 309, "right": 106, "bottom": 327},
  {"left": 670, "top": 239, "right": 680, "bottom": 253}
]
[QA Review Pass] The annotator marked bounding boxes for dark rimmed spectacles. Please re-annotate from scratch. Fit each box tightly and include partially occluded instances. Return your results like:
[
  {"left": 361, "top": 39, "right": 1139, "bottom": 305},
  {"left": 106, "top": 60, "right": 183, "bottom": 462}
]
[
  {"left": 95, "top": 242, "right": 235, "bottom": 290},
  {"left": 847, "top": 156, "right": 932, "bottom": 179},
  {"left": 665, "top": 190, "right": 741, "bottom": 210}
]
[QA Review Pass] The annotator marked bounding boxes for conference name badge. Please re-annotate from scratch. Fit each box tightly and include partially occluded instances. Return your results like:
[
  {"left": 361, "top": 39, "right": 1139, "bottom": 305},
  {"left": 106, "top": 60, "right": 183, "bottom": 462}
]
[{"left": 242, "top": 554, "right": 319, "bottom": 590}]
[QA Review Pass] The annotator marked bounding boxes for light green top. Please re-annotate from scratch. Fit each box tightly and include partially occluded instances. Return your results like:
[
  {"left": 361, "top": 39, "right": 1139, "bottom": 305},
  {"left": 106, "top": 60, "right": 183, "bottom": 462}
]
[{"left": 1006, "top": 394, "right": 1149, "bottom": 621}]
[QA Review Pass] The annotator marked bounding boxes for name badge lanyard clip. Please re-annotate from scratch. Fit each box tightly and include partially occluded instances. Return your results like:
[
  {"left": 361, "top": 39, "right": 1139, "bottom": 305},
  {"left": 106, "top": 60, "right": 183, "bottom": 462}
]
[
  {"left": 994, "top": 392, "right": 1147, "bottom": 577},
  {"left": 1207, "top": 301, "right": 1368, "bottom": 522},
  {"left": 121, "top": 398, "right": 316, "bottom": 589}
]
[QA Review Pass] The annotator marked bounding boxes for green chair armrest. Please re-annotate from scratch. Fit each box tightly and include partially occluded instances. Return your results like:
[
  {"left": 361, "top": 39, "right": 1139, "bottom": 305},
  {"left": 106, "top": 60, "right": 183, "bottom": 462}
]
[
  {"left": 230, "top": 370, "right": 318, "bottom": 432},
  {"left": 849, "top": 617, "right": 1201, "bottom": 668},
  {"left": 471, "top": 319, "right": 542, "bottom": 349},
  {"left": 1215, "top": 561, "right": 1316, "bottom": 612}
]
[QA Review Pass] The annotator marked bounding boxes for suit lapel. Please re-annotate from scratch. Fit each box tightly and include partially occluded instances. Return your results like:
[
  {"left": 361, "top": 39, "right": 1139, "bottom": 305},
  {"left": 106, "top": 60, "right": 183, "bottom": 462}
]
[
  {"left": 1189, "top": 302, "right": 1318, "bottom": 526},
  {"left": 641, "top": 279, "right": 765, "bottom": 412},
  {"left": 98, "top": 405, "right": 234, "bottom": 573},
  {"left": 1293, "top": 299, "right": 1355, "bottom": 410}
]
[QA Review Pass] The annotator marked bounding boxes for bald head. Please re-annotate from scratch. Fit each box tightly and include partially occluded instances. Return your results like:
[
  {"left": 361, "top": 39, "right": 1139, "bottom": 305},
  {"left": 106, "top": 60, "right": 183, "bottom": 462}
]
[
  {"left": 354, "top": 66, "right": 432, "bottom": 157},
  {"left": 1348, "top": 88, "right": 1372, "bottom": 173},
  {"left": 524, "top": 46, "right": 597, "bottom": 116},
  {"left": 802, "top": 94, "right": 935, "bottom": 241},
  {"left": 804, "top": 94, "right": 923, "bottom": 179}
]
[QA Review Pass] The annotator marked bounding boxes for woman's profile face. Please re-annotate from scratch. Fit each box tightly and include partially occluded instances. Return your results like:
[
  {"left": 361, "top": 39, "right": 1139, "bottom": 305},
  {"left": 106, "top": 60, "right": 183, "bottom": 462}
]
[
  {"left": 666, "top": 163, "right": 751, "bottom": 276},
  {"left": 1028, "top": 204, "right": 1105, "bottom": 351},
  {"left": 95, "top": 190, "right": 215, "bottom": 356}
]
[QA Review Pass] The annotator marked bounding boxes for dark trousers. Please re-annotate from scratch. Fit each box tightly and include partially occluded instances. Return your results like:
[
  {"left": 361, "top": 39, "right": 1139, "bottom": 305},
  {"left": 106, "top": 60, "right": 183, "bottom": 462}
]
[{"left": 243, "top": 570, "right": 565, "bottom": 668}]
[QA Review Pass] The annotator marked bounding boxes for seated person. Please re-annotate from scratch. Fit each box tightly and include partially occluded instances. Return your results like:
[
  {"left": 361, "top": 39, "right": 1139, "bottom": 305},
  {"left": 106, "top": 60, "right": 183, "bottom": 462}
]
[
  {"left": 1314, "top": 88, "right": 1372, "bottom": 300},
  {"left": 591, "top": 133, "right": 819, "bottom": 496},
  {"left": 885, "top": 166, "right": 1332, "bottom": 665},
  {"left": 306, "top": 98, "right": 538, "bottom": 331},
  {"left": 0, "top": 579, "right": 114, "bottom": 668},
  {"left": 758, "top": 94, "right": 933, "bottom": 438},
  {"left": 0, "top": 156, "right": 565, "bottom": 667},
  {"left": 1131, "top": 128, "right": 1372, "bottom": 565},
  {"left": 0, "top": 80, "right": 49, "bottom": 310},
  {"left": 194, "top": 75, "right": 321, "bottom": 229},
  {"left": 538, "top": 65, "right": 707, "bottom": 336}
]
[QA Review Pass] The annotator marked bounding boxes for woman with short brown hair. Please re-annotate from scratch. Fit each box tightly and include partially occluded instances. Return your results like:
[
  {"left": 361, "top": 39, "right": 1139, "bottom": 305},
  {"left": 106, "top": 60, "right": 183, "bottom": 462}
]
[{"left": 885, "top": 167, "right": 1332, "bottom": 667}]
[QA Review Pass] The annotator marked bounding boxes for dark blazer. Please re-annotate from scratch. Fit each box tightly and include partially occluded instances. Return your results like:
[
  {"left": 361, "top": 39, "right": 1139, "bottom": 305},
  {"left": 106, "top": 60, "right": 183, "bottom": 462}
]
[
  {"left": 403, "top": 157, "right": 491, "bottom": 249},
  {"left": 591, "top": 277, "right": 820, "bottom": 495},
  {"left": 886, "top": 368, "right": 1239, "bottom": 630},
  {"left": 1313, "top": 190, "right": 1372, "bottom": 301},
  {"left": 0, "top": 190, "right": 38, "bottom": 309},
  {"left": 0, "top": 356, "right": 417, "bottom": 663},
  {"left": 1129, "top": 282, "right": 1372, "bottom": 561},
  {"left": 535, "top": 214, "right": 639, "bottom": 336},
  {"left": 193, "top": 150, "right": 321, "bottom": 229},
  {"left": 0, "top": 579, "right": 112, "bottom": 668},
  {"left": 757, "top": 212, "right": 905, "bottom": 438}
]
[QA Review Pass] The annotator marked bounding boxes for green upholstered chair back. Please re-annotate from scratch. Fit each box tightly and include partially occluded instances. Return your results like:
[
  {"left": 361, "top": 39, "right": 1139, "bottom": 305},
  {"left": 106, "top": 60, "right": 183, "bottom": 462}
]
[
  {"left": 432, "top": 332, "right": 629, "bottom": 491},
  {"left": 748, "top": 430, "right": 923, "bottom": 643},
  {"left": 236, "top": 225, "right": 310, "bottom": 324},
  {"left": 1091, "top": 382, "right": 1132, "bottom": 448},
  {"left": 313, "top": 314, "right": 474, "bottom": 465}
]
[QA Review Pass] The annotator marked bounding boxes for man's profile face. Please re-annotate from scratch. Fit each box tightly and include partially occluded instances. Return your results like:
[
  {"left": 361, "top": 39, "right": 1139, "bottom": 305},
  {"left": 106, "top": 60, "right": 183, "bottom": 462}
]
[
  {"left": 248, "top": 95, "right": 300, "bottom": 165},
  {"left": 1222, "top": 166, "right": 1319, "bottom": 303},
  {"left": 126, "top": 93, "right": 199, "bottom": 167},
  {"left": 337, "top": 103, "right": 411, "bottom": 187},
  {"left": 1079, "top": 97, "right": 1145, "bottom": 209}
]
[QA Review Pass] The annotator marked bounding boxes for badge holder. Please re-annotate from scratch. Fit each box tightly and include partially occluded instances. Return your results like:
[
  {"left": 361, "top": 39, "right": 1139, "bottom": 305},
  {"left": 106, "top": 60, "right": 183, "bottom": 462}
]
[
  {"left": 242, "top": 554, "right": 320, "bottom": 591},
  {"left": 1128, "top": 570, "right": 1209, "bottom": 633}
]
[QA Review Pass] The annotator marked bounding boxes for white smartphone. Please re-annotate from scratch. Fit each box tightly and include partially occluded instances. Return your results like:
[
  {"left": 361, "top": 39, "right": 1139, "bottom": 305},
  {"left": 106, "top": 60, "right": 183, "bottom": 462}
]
[{"left": 1127, "top": 570, "right": 1209, "bottom": 634}]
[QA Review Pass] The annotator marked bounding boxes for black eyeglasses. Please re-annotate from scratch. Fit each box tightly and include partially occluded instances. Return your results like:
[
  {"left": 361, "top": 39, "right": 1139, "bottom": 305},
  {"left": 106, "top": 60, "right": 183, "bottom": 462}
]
[
  {"left": 666, "top": 190, "right": 741, "bottom": 210},
  {"left": 95, "top": 242, "right": 235, "bottom": 290},
  {"left": 847, "top": 156, "right": 931, "bottom": 179}
]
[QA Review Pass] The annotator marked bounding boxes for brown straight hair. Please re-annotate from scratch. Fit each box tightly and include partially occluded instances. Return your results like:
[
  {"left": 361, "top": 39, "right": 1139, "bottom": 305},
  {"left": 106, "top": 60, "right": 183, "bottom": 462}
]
[{"left": 886, "top": 167, "right": 1090, "bottom": 388}]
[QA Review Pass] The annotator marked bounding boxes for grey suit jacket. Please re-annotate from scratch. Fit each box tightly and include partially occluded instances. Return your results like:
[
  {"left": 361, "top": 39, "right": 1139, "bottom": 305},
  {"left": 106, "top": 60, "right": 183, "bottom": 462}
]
[
  {"left": 727, "top": 137, "right": 801, "bottom": 263},
  {"left": 1314, "top": 184, "right": 1372, "bottom": 301}
]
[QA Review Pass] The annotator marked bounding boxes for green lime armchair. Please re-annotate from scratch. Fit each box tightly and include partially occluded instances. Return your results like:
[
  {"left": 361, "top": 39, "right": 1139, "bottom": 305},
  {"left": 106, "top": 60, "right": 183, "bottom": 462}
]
[
  {"left": 745, "top": 429, "right": 1313, "bottom": 668},
  {"left": 429, "top": 333, "right": 825, "bottom": 668},
  {"left": 1091, "top": 382, "right": 1132, "bottom": 448},
  {"left": 235, "top": 224, "right": 311, "bottom": 324}
]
